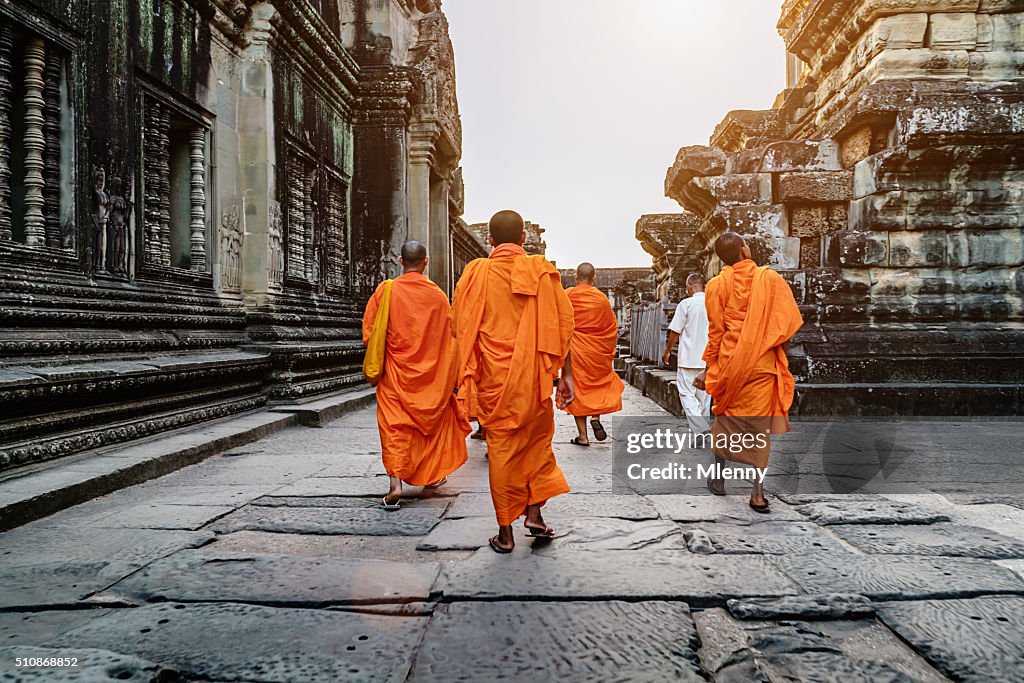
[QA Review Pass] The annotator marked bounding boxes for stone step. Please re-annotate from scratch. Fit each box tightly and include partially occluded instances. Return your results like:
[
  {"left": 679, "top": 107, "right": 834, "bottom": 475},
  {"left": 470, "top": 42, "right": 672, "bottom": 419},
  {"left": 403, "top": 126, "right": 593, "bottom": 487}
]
[
  {"left": 0, "top": 386, "right": 376, "bottom": 531},
  {"left": 795, "top": 382, "right": 1023, "bottom": 416},
  {"left": 792, "top": 354, "right": 1024, "bottom": 383}
]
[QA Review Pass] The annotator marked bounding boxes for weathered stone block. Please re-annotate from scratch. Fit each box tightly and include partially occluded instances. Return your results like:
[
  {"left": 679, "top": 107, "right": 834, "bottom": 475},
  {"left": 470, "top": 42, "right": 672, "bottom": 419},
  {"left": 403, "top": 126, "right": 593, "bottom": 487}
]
[
  {"left": 746, "top": 236, "right": 801, "bottom": 269},
  {"left": 842, "top": 127, "right": 875, "bottom": 169},
  {"left": 949, "top": 229, "right": 1024, "bottom": 267},
  {"left": 888, "top": 231, "right": 947, "bottom": 267},
  {"left": 665, "top": 146, "right": 728, "bottom": 202},
  {"left": 727, "top": 204, "right": 788, "bottom": 236},
  {"left": 790, "top": 203, "right": 849, "bottom": 238},
  {"left": 760, "top": 140, "right": 841, "bottom": 173},
  {"left": 848, "top": 193, "right": 908, "bottom": 231},
  {"left": 928, "top": 12, "right": 979, "bottom": 50},
  {"left": 838, "top": 231, "right": 889, "bottom": 266},
  {"left": 873, "top": 13, "right": 929, "bottom": 49},
  {"left": 778, "top": 171, "right": 854, "bottom": 203},
  {"left": 800, "top": 237, "right": 823, "bottom": 269},
  {"left": 693, "top": 173, "right": 772, "bottom": 206}
]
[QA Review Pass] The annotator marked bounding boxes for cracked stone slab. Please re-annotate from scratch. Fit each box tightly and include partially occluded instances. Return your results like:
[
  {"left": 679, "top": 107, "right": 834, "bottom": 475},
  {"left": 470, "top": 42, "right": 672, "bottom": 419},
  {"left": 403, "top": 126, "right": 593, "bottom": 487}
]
[
  {"left": 419, "top": 517, "right": 682, "bottom": 552},
  {"left": 440, "top": 549, "right": 798, "bottom": 604},
  {"left": 82, "top": 504, "right": 236, "bottom": 530},
  {"left": 49, "top": 602, "right": 427, "bottom": 683},
  {"left": 410, "top": 601, "right": 704, "bottom": 682},
  {"left": 726, "top": 594, "right": 874, "bottom": 620},
  {"left": 443, "top": 492, "right": 658, "bottom": 520},
  {"left": 650, "top": 494, "right": 803, "bottom": 523},
  {"left": 773, "top": 553, "right": 1024, "bottom": 601},
  {"left": 693, "top": 521, "right": 851, "bottom": 555},
  {"left": 831, "top": 523, "right": 1024, "bottom": 559},
  {"left": 877, "top": 596, "right": 1024, "bottom": 682},
  {"left": 793, "top": 499, "right": 950, "bottom": 525},
  {"left": 0, "top": 646, "right": 177, "bottom": 682},
  {"left": 0, "top": 527, "right": 213, "bottom": 568},
  {"left": 0, "top": 610, "right": 114, "bottom": 647},
  {"left": 103, "top": 549, "right": 440, "bottom": 605},
  {"left": 694, "top": 608, "right": 948, "bottom": 683},
  {"left": 267, "top": 476, "right": 396, "bottom": 497},
  {"left": 211, "top": 505, "right": 442, "bottom": 536}
]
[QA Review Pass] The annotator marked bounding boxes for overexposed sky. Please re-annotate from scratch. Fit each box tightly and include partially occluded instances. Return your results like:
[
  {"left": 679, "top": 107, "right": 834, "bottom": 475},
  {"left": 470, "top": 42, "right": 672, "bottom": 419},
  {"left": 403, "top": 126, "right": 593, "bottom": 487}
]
[{"left": 445, "top": 0, "right": 787, "bottom": 267}]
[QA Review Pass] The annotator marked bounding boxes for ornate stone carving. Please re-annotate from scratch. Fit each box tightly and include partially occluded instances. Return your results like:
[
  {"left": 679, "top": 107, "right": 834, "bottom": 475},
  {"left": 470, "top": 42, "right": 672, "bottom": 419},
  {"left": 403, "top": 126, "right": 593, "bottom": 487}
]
[
  {"left": 219, "top": 204, "right": 243, "bottom": 291},
  {"left": 107, "top": 175, "right": 130, "bottom": 277},
  {"left": 21, "top": 37, "right": 46, "bottom": 247},
  {"left": 157, "top": 106, "right": 172, "bottom": 266},
  {"left": 91, "top": 166, "right": 109, "bottom": 273},
  {"left": 43, "top": 44, "right": 62, "bottom": 250},
  {"left": 302, "top": 165, "right": 316, "bottom": 282},
  {"left": 143, "top": 102, "right": 164, "bottom": 265},
  {"left": 189, "top": 128, "right": 207, "bottom": 272},
  {"left": 0, "top": 24, "right": 13, "bottom": 242},
  {"left": 268, "top": 200, "right": 284, "bottom": 286}
]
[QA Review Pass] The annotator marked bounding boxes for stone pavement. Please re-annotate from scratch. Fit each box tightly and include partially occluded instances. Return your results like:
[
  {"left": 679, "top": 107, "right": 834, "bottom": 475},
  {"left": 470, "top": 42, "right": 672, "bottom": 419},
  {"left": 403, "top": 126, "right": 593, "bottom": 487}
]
[{"left": 2, "top": 386, "right": 1024, "bottom": 681}]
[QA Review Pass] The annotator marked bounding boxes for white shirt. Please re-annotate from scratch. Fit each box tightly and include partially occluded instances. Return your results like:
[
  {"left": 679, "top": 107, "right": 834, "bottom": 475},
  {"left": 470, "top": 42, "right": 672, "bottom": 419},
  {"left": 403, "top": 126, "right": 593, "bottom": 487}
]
[{"left": 668, "top": 292, "right": 709, "bottom": 369}]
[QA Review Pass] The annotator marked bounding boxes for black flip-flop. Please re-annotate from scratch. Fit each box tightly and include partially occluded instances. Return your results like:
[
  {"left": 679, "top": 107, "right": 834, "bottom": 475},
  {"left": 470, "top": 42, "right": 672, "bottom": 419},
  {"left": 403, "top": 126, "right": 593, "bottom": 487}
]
[
  {"left": 570, "top": 437, "right": 590, "bottom": 447},
  {"left": 749, "top": 500, "right": 770, "bottom": 514},
  {"left": 424, "top": 477, "right": 447, "bottom": 489},
  {"left": 489, "top": 535, "right": 513, "bottom": 554},
  {"left": 525, "top": 523, "right": 555, "bottom": 538},
  {"left": 590, "top": 419, "right": 607, "bottom": 442}
]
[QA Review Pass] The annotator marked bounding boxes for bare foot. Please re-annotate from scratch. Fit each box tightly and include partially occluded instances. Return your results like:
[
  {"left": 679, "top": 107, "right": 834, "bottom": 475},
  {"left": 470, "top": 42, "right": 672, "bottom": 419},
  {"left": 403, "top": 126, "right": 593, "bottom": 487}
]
[
  {"left": 524, "top": 503, "right": 554, "bottom": 537},
  {"left": 383, "top": 476, "right": 402, "bottom": 507},
  {"left": 489, "top": 525, "right": 514, "bottom": 553}
]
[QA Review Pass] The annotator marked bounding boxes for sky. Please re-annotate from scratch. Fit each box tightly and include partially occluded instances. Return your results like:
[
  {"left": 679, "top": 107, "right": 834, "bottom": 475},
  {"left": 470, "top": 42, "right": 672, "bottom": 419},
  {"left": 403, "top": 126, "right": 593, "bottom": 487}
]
[{"left": 444, "top": 0, "right": 787, "bottom": 268}]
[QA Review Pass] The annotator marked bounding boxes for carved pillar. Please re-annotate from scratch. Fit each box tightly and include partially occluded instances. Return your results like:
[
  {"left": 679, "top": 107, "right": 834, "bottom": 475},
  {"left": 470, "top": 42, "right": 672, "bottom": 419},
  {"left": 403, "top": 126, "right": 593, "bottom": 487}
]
[
  {"left": 43, "top": 46, "right": 61, "bottom": 249},
  {"left": 22, "top": 38, "right": 46, "bottom": 247},
  {"left": 0, "top": 25, "right": 13, "bottom": 242},
  {"left": 189, "top": 129, "right": 207, "bottom": 271},
  {"left": 157, "top": 107, "right": 172, "bottom": 266},
  {"left": 408, "top": 121, "right": 435, "bottom": 247},
  {"left": 286, "top": 154, "right": 305, "bottom": 278},
  {"left": 302, "top": 166, "right": 315, "bottom": 282},
  {"left": 143, "top": 103, "right": 163, "bottom": 264},
  {"left": 428, "top": 174, "right": 451, "bottom": 292}
]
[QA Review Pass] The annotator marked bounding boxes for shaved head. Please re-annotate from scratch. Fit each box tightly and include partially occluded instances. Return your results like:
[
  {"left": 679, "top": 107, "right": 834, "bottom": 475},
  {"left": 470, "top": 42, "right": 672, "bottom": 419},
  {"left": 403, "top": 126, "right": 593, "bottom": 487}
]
[
  {"left": 576, "top": 262, "right": 596, "bottom": 283},
  {"left": 686, "top": 273, "right": 706, "bottom": 291},
  {"left": 714, "top": 232, "right": 747, "bottom": 266},
  {"left": 489, "top": 210, "right": 525, "bottom": 246},
  {"left": 401, "top": 240, "right": 427, "bottom": 266}
]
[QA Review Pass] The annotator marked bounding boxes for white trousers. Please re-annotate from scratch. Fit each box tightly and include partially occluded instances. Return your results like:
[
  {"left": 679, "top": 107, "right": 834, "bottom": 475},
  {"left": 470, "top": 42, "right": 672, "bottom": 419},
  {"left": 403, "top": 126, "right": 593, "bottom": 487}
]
[{"left": 676, "top": 367, "right": 711, "bottom": 434}]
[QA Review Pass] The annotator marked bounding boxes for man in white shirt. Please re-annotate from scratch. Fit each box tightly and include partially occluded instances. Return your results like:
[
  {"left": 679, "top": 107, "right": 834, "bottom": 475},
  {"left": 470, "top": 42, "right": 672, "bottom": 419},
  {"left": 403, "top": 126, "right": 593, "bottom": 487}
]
[{"left": 662, "top": 273, "right": 711, "bottom": 434}]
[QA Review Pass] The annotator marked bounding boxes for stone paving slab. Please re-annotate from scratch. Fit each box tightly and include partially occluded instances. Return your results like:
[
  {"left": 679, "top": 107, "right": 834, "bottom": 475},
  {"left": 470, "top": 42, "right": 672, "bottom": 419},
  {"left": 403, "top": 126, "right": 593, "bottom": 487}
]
[
  {"left": 694, "top": 608, "right": 948, "bottom": 683},
  {"left": 440, "top": 549, "right": 799, "bottom": 604},
  {"left": 410, "top": 601, "right": 704, "bottom": 682},
  {"left": 726, "top": 593, "right": 874, "bottom": 620},
  {"left": 79, "top": 503, "right": 236, "bottom": 530},
  {"left": 876, "top": 596, "right": 1024, "bottom": 682},
  {"left": 650, "top": 494, "right": 804, "bottom": 523},
  {"left": 49, "top": 602, "right": 427, "bottom": 683},
  {"left": 831, "top": 523, "right": 1024, "bottom": 559},
  {"left": 772, "top": 553, "right": 1024, "bottom": 601},
  {"left": 0, "top": 645, "right": 176, "bottom": 682},
  {"left": 267, "top": 476, "right": 394, "bottom": 498},
  {"left": 419, "top": 517, "right": 682, "bottom": 552},
  {"left": 793, "top": 499, "right": 951, "bottom": 525},
  {"left": 103, "top": 549, "right": 440, "bottom": 605},
  {"left": 443, "top": 492, "right": 659, "bottom": 520},
  {"left": 0, "top": 609, "right": 114, "bottom": 647},
  {"left": 211, "top": 505, "right": 442, "bottom": 536},
  {"left": 0, "top": 527, "right": 213, "bottom": 569},
  {"left": 692, "top": 521, "right": 851, "bottom": 555},
  {"left": 0, "top": 562, "right": 138, "bottom": 610},
  {"left": 252, "top": 495, "right": 450, "bottom": 509}
]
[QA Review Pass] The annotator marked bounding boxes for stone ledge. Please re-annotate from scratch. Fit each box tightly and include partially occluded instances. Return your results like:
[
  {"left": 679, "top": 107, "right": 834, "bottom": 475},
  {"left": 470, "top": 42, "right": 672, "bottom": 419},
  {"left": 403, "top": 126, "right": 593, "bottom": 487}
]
[{"left": 0, "top": 388, "right": 375, "bottom": 530}]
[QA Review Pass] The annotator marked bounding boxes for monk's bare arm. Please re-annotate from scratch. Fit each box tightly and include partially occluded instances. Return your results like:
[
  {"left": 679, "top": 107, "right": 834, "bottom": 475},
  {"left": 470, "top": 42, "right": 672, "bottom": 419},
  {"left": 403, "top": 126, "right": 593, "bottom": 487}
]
[
  {"left": 663, "top": 330, "right": 680, "bottom": 367},
  {"left": 556, "top": 351, "right": 575, "bottom": 409}
]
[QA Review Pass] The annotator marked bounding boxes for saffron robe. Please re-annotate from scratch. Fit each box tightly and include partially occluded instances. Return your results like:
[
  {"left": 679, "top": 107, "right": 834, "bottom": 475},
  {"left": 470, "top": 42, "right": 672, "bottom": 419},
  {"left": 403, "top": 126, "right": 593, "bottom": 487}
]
[
  {"left": 564, "top": 283, "right": 624, "bottom": 417},
  {"left": 452, "top": 243, "right": 574, "bottom": 525},
  {"left": 703, "top": 259, "right": 803, "bottom": 468},
  {"left": 362, "top": 271, "right": 470, "bottom": 485}
]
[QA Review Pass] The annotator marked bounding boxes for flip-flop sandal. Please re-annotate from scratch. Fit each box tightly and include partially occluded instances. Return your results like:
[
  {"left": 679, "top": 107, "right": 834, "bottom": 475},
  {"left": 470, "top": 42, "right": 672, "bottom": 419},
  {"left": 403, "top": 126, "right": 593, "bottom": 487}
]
[
  {"left": 524, "top": 524, "right": 555, "bottom": 538},
  {"left": 380, "top": 497, "right": 401, "bottom": 511},
  {"left": 424, "top": 477, "right": 448, "bottom": 489},
  {"left": 749, "top": 500, "right": 770, "bottom": 514},
  {"left": 488, "top": 535, "right": 513, "bottom": 554},
  {"left": 570, "top": 437, "right": 590, "bottom": 447},
  {"left": 590, "top": 419, "right": 607, "bottom": 442},
  {"left": 470, "top": 430, "right": 486, "bottom": 440}
]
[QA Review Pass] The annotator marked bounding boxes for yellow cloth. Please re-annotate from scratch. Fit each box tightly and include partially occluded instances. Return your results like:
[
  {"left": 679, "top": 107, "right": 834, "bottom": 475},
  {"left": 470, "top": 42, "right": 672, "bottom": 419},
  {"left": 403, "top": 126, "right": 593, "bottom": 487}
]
[{"left": 361, "top": 279, "right": 391, "bottom": 385}]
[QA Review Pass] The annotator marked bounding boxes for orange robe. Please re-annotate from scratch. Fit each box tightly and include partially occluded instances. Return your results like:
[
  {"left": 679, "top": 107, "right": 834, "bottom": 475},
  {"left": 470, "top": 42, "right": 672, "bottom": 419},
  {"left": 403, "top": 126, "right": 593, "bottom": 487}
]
[
  {"left": 362, "top": 272, "right": 470, "bottom": 485},
  {"left": 564, "top": 283, "right": 624, "bottom": 417},
  {"left": 703, "top": 259, "right": 803, "bottom": 468},
  {"left": 452, "top": 243, "right": 574, "bottom": 525}
]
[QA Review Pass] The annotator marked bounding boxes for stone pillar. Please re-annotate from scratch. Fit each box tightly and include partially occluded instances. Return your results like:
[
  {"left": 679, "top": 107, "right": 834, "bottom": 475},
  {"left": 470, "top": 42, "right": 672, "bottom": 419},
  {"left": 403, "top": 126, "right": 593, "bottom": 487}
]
[
  {"left": 0, "top": 25, "right": 12, "bottom": 242},
  {"left": 238, "top": 3, "right": 279, "bottom": 303},
  {"left": 189, "top": 129, "right": 207, "bottom": 272},
  {"left": 407, "top": 120, "right": 435, "bottom": 247},
  {"left": 428, "top": 173, "right": 450, "bottom": 291},
  {"left": 22, "top": 37, "right": 46, "bottom": 247}
]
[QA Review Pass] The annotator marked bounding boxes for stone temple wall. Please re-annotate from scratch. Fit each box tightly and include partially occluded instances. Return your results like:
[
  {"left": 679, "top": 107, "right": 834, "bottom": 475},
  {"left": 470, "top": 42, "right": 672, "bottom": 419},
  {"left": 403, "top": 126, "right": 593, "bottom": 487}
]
[
  {"left": 0, "top": 0, "right": 462, "bottom": 470},
  {"left": 658, "top": 0, "right": 1024, "bottom": 415}
]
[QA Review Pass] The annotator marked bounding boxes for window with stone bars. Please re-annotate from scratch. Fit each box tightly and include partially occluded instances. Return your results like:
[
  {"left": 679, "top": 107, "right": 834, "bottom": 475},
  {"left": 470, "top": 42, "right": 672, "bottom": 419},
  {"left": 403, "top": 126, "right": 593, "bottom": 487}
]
[
  {"left": 140, "top": 91, "right": 211, "bottom": 273},
  {"left": 0, "top": 21, "right": 74, "bottom": 250}
]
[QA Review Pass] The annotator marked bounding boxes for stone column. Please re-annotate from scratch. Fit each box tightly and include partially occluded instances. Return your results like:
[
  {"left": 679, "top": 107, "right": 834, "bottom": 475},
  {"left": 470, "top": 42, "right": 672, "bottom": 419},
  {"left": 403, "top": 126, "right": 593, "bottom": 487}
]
[
  {"left": 22, "top": 37, "right": 46, "bottom": 247},
  {"left": 189, "top": 129, "right": 207, "bottom": 272},
  {"left": 238, "top": 3, "right": 279, "bottom": 303},
  {"left": 428, "top": 173, "right": 450, "bottom": 291},
  {"left": 0, "top": 25, "right": 13, "bottom": 242},
  {"left": 407, "top": 120, "right": 435, "bottom": 248}
]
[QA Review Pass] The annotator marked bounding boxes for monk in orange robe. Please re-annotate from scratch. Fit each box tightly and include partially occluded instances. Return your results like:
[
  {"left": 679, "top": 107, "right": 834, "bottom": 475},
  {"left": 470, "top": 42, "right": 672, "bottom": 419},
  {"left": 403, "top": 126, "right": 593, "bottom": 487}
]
[
  {"left": 564, "top": 262, "right": 624, "bottom": 445},
  {"left": 362, "top": 241, "right": 470, "bottom": 508},
  {"left": 694, "top": 232, "right": 803, "bottom": 513},
  {"left": 452, "top": 210, "right": 575, "bottom": 553}
]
